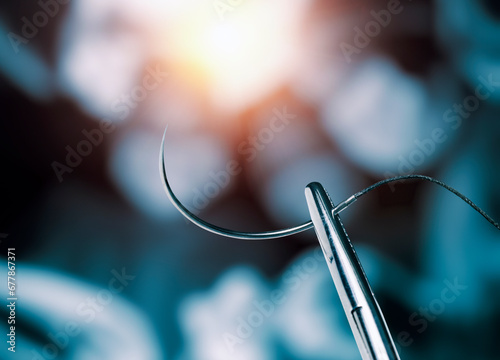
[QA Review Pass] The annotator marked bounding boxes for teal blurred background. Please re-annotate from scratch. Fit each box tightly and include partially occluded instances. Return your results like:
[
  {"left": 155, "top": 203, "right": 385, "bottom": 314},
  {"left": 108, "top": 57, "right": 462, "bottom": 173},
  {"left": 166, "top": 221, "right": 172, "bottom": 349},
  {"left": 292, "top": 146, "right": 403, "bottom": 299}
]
[{"left": 1, "top": 0, "right": 500, "bottom": 359}]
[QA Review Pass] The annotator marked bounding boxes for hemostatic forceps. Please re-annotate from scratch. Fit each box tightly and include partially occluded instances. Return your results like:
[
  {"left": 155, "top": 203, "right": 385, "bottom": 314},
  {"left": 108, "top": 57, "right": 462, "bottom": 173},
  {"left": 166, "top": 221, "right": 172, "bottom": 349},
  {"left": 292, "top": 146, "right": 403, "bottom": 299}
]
[
  {"left": 160, "top": 127, "right": 500, "bottom": 359},
  {"left": 305, "top": 182, "right": 400, "bottom": 360}
]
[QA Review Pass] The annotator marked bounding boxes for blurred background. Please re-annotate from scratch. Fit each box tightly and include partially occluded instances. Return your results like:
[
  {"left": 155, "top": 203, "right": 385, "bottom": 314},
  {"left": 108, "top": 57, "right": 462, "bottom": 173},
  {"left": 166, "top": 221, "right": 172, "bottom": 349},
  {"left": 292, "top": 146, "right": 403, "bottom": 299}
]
[{"left": 1, "top": 0, "right": 500, "bottom": 359}]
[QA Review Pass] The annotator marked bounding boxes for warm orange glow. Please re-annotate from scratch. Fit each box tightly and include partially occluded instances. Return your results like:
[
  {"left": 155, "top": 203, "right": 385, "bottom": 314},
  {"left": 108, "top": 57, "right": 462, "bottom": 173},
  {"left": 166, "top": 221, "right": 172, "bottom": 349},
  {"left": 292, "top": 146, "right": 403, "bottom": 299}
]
[{"left": 164, "top": 0, "right": 307, "bottom": 112}]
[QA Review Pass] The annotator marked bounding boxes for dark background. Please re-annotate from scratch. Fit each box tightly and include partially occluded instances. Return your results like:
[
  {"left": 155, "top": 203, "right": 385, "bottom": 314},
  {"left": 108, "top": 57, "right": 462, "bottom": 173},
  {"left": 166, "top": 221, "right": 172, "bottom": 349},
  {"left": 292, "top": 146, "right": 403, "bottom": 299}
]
[{"left": 1, "top": 0, "right": 500, "bottom": 359}]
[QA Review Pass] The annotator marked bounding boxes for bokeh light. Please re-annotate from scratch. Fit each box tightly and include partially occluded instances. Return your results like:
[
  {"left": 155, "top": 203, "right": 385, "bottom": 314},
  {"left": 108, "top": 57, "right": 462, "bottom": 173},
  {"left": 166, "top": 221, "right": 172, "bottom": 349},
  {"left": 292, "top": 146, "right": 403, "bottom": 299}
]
[{"left": 1, "top": 0, "right": 500, "bottom": 359}]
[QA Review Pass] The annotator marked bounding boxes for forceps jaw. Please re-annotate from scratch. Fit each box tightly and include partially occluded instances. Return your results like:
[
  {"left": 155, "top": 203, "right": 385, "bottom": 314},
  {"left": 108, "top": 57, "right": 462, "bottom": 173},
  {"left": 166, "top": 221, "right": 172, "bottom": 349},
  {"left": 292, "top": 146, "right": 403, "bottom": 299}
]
[{"left": 305, "top": 182, "right": 401, "bottom": 360}]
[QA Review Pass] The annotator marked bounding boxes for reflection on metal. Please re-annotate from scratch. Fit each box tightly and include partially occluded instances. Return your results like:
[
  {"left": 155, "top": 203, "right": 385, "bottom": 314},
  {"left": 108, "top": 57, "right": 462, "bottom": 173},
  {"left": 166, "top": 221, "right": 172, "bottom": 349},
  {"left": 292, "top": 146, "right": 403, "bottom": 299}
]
[
  {"left": 160, "top": 126, "right": 314, "bottom": 240},
  {"left": 159, "top": 125, "right": 500, "bottom": 359},
  {"left": 306, "top": 182, "right": 400, "bottom": 360},
  {"left": 160, "top": 126, "right": 500, "bottom": 237}
]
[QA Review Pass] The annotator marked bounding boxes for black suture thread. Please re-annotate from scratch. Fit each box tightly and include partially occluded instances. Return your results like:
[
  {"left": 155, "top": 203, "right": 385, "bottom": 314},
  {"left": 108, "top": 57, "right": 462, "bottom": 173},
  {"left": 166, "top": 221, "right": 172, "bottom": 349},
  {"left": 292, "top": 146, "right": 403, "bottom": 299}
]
[{"left": 353, "top": 175, "right": 500, "bottom": 231}]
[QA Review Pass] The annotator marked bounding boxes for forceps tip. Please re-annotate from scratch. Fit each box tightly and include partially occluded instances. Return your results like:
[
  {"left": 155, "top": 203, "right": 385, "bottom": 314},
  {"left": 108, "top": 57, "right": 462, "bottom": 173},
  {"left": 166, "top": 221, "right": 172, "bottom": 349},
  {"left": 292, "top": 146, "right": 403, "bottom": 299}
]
[
  {"left": 305, "top": 182, "right": 357, "bottom": 217},
  {"left": 305, "top": 182, "right": 332, "bottom": 202}
]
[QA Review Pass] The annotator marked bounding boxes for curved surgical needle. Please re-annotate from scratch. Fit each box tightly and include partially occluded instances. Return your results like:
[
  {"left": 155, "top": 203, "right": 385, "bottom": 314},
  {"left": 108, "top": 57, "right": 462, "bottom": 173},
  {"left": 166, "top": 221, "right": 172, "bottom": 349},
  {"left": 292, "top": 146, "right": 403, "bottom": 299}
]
[
  {"left": 159, "top": 126, "right": 499, "bottom": 239},
  {"left": 159, "top": 126, "right": 499, "bottom": 360}
]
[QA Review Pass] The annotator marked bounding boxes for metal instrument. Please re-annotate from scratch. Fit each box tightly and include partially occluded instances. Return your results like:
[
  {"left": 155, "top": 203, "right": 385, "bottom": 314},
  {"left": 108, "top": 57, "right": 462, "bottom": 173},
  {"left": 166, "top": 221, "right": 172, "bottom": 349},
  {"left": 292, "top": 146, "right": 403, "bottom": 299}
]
[
  {"left": 305, "top": 182, "right": 400, "bottom": 360},
  {"left": 159, "top": 126, "right": 500, "bottom": 359}
]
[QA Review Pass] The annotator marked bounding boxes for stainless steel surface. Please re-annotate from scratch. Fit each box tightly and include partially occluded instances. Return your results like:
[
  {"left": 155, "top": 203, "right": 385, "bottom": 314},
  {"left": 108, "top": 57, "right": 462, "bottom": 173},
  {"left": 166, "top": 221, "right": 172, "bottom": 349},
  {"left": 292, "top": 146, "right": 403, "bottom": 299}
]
[
  {"left": 160, "top": 125, "right": 500, "bottom": 241},
  {"left": 159, "top": 126, "right": 315, "bottom": 240},
  {"left": 305, "top": 182, "right": 401, "bottom": 360}
]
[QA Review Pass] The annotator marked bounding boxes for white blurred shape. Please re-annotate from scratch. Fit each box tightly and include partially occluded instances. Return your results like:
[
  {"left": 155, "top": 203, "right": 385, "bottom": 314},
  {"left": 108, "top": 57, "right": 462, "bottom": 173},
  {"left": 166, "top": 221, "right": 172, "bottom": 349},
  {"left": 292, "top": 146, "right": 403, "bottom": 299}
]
[
  {"left": 0, "top": 265, "right": 163, "bottom": 360},
  {"left": 275, "top": 250, "right": 359, "bottom": 359},
  {"left": 56, "top": 0, "right": 148, "bottom": 121},
  {"left": 262, "top": 153, "right": 363, "bottom": 226},
  {"left": 321, "top": 57, "right": 430, "bottom": 175},
  {"left": 177, "top": 267, "right": 273, "bottom": 360},
  {"left": 56, "top": 0, "right": 312, "bottom": 118},
  {"left": 109, "top": 130, "right": 231, "bottom": 220}
]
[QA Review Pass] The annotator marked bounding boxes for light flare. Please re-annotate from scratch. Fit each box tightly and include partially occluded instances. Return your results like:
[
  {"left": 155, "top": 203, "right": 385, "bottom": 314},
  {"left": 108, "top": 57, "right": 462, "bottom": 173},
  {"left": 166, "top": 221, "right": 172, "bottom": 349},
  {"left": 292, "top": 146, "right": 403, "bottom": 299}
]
[{"left": 165, "top": 0, "right": 308, "bottom": 112}]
